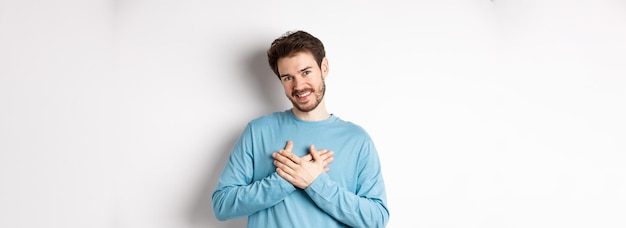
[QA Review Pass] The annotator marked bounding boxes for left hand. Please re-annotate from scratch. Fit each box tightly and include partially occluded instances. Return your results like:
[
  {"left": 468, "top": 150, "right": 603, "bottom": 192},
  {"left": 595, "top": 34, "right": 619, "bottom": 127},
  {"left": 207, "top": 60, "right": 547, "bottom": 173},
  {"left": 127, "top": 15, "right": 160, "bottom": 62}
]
[{"left": 273, "top": 141, "right": 333, "bottom": 189}]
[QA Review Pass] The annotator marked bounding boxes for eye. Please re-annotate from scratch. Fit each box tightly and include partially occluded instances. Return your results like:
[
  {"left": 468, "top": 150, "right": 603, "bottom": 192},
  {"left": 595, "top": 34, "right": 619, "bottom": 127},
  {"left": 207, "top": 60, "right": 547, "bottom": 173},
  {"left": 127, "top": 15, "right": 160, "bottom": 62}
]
[
  {"left": 281, "top": 76, "right": 293, "bottom": 82},
  {"left": 303, "top": 71, "right": 311, "bottom": 76}
]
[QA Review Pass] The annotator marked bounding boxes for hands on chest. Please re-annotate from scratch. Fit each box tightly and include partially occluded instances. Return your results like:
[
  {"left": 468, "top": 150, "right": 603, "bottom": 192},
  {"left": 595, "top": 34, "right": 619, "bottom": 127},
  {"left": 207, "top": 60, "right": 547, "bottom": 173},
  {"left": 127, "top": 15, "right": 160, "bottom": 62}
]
[{"left": 272, "top": 140, "right": 334, "bottom": 189}]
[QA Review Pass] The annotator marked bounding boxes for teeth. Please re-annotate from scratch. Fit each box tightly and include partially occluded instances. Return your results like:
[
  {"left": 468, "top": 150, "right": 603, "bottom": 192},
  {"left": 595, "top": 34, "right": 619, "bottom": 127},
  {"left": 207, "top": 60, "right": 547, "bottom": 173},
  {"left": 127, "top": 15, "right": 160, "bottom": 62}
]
[{"left": 297, "top": 91, "right": 311, "bottom": 97}]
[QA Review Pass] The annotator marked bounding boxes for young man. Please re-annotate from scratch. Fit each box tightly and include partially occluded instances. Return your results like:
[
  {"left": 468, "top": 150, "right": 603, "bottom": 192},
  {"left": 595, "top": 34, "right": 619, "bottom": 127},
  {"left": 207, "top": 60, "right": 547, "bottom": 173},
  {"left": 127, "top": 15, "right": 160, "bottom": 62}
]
[{"left": 212, "top": 30, "right": 389, "bottom": 227}]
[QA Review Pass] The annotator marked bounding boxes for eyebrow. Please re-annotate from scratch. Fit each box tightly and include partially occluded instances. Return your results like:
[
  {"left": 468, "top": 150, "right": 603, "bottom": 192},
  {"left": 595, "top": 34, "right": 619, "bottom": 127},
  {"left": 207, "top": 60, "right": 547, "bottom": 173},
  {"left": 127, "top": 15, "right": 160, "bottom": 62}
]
[{"left": 280, "top": 66, "right": 313, "bottom": 78}]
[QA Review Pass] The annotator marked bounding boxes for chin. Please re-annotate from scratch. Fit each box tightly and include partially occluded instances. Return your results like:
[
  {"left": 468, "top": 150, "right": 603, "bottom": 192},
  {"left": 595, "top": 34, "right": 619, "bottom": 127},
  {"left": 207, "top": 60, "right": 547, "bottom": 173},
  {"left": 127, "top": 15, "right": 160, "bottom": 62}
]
[{"left": 295, "top": 103, "right": 319, "bottom": 113}]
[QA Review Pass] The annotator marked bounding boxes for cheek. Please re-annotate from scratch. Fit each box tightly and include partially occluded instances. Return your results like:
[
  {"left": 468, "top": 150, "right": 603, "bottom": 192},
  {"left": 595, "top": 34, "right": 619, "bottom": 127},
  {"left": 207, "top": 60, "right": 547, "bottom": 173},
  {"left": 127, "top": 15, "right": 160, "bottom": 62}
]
[{"left": 282, "top": 84, "right": 292, "bottom": 93}]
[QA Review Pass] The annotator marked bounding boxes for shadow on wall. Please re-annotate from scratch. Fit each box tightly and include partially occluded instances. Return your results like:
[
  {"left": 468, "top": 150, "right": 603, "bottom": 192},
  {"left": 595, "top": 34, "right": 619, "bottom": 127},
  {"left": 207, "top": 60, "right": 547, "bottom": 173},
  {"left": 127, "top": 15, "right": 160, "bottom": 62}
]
[
  {"left": 245, "top": 45, "right": 289, "bottom": 115},
  {"left": 188, "top": 132, "right": 247, "bottom": 228},
  {"left": 188, "top": 45, "right": 285, "bottom": 228}
]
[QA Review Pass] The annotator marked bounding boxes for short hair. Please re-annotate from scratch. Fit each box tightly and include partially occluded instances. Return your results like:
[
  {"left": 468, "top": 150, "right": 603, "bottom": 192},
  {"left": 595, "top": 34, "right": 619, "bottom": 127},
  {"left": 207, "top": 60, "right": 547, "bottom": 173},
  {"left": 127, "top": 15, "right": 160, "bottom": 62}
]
[{"left": 267, "top": 30, "right": 326, "bottom": 79}]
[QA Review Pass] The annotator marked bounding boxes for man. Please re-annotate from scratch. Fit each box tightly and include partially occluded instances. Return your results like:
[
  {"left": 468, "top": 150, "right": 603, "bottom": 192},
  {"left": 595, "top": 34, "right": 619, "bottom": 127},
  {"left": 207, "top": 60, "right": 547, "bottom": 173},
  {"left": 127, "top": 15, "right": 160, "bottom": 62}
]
[{"left": 212, "top": 30, "right": 389, "bottom": 227}]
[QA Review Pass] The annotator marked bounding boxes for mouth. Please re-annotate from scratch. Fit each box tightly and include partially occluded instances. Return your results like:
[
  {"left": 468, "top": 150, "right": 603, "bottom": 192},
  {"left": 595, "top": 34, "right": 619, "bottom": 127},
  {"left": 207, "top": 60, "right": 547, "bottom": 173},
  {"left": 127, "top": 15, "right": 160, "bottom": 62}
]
[
  {"left": 296, "top": 91, "right": 311, "bottom": 98},
  {"left": 293, "top": 90, "right": 312, "bottom": 102}
]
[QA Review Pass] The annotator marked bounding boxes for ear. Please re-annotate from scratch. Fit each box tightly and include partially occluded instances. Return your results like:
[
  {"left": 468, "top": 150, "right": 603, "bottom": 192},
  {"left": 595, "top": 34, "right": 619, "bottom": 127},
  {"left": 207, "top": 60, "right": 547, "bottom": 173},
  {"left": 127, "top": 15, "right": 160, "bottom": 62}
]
[{"left": 321, "top": 57, "right": 329, "bottom": 79}]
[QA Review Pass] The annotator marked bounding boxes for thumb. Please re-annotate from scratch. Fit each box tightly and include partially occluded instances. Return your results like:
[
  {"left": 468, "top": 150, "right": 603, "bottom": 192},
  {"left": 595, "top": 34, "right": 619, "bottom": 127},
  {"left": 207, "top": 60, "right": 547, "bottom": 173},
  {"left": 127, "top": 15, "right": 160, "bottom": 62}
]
[
  {"left": 309, "top": 144, "right": 320, "bottom": 161},
  {"left": 284, "top": 140, "right": 294, "bottom": 152}
]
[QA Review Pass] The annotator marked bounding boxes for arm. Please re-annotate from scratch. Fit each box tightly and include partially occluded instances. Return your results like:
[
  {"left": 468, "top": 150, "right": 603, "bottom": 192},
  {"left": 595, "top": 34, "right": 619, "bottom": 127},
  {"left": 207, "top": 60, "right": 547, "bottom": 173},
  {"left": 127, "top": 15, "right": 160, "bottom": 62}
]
[
  {"left": 304, "top": 140, "right": 389, "bottom": 227},
  {"left": 211, "top": 125, "right": 296, "bottom": 221},
  {"left": 274, "top": 140, "right": 389, "bottom": 227},
  {"left": 305, "top": 171, "right": 389, "bottom": 227}
]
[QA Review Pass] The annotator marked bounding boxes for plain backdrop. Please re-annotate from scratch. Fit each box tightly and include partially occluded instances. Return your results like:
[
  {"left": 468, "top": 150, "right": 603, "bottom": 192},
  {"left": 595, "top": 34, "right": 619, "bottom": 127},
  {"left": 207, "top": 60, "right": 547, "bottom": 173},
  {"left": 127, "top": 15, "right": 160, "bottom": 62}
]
[{"left": 1, "top": 0, "right": 625, "bottom": 227}]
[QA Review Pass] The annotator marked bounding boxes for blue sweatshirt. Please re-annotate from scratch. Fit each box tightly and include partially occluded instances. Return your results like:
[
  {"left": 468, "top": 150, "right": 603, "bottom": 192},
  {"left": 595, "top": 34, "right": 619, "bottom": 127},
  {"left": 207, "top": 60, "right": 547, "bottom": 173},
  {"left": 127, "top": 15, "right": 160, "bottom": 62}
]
[{"left": 212, "top": 110, "right": 389, "bottom": 227}]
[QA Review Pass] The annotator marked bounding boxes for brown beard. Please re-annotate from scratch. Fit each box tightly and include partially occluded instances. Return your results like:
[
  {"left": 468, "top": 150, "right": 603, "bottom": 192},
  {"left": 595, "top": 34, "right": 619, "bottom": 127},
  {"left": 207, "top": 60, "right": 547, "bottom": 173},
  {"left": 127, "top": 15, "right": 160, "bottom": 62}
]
[{"left": 290, "top": 79, "right": 326, "bottom": 113}]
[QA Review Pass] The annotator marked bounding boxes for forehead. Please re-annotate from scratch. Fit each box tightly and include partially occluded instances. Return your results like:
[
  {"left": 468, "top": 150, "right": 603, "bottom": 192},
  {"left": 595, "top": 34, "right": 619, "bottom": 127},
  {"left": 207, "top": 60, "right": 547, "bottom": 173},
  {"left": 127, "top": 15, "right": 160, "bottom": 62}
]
[{"left": 277, "top": 51, "right": 317, "bottom": 74}]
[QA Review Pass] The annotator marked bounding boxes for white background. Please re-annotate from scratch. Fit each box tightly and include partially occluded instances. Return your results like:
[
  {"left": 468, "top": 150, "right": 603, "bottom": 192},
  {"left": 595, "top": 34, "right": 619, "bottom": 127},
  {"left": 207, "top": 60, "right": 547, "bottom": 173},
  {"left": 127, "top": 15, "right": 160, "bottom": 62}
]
[{"left": 1, "top": 0, "right": 625, "bottom": 227}]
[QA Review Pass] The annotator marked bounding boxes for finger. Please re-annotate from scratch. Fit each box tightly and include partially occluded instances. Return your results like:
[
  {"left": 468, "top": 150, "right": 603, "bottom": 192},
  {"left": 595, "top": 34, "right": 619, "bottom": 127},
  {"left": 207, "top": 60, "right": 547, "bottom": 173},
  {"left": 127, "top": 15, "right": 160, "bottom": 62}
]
[
  {"left": 279, "top": 150, "right": 301, "bottom": 164},
  {"left": 273, "top": 152, "right": 294, "bottom": 166},
  {"left": 284, "top": 140, "right": 294, "bottom": 152},
  {"left": 317, "top": 150, "right": 332, "bottom": 160},
  {"left": 316, "top": 153, "right": 328, "bottom": 162},
  {"left": 274, "top": 160, "right": 294, "bottom": 175},
  {"left": 302, "top": 149, "right": 328, "bottom": 161},
  {"left": 323, "top": 155, "right": 334, "bottom": 166},
  {"left": 323, "top": 150, "right": 334, "bottom": 161},
  {"left": 273, "top": 153, "right": 298, "bottom": 175},
  {"left": 309, "top": 144, "right": 321, "bottom": 161},
  {"left": 276, "top": 167, "right": 295, "bottom": 182}
]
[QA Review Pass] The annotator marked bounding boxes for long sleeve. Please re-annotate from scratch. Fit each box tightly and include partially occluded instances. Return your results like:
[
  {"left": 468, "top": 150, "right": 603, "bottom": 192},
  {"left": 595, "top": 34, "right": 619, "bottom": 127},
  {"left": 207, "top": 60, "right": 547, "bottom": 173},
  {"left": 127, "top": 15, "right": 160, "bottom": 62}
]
[
  {"left": 212, "top": 111, "right": 390, "bottom": 227},
  {"left": 212, "top": 124, "right": 296, "bottom": 221},
  {"left": 304, "top": 140, "right": 390, "bottom": 227}
]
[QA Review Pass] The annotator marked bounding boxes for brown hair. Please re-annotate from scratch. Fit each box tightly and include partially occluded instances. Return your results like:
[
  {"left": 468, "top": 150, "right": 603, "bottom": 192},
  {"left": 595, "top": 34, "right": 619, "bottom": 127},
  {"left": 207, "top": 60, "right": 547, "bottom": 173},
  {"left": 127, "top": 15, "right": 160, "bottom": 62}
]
[{"left": 267, "top": 30, "right": 326, "bottom": 79}]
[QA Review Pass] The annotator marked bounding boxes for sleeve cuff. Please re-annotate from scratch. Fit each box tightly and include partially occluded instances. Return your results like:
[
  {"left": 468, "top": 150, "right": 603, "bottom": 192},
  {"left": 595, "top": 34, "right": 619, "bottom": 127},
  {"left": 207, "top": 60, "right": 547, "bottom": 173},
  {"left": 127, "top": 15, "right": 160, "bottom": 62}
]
[
  {"left": 270, "top": 172, "right": 297, "bottom": 192},
  {"left": 304, "top": 172, "right": 330, "bottom": 195}
]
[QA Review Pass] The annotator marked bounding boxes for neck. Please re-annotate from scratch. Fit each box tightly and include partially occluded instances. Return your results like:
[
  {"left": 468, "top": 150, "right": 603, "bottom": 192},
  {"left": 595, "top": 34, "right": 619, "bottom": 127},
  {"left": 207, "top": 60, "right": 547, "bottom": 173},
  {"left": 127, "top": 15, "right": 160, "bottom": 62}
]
[{"left": 291, "top": 101, "right": 330, "bottom": 121}]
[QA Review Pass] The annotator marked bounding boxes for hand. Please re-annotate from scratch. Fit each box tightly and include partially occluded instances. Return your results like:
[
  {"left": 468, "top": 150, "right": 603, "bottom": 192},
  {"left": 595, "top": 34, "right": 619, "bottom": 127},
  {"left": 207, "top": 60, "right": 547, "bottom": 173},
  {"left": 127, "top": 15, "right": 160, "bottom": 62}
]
[
  {"left": 302, "top": 149, "right": 334, "bottom": 173},
  {"left": 274, "top": 140, "right": 334, "bottom": 171},
  {"left": 272, "top": 140, "right": 334, "bottom": 189}
]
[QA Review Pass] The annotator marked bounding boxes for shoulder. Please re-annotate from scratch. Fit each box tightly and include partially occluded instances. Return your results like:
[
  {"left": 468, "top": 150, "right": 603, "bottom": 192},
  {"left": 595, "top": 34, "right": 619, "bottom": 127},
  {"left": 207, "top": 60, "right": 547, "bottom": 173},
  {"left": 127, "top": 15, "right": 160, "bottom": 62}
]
[
  {"left": 247, "top": 110, "right": 291, "bottom": 127},
  {"left": 332, "top": 116, "right": 372, "bottom": 138}
]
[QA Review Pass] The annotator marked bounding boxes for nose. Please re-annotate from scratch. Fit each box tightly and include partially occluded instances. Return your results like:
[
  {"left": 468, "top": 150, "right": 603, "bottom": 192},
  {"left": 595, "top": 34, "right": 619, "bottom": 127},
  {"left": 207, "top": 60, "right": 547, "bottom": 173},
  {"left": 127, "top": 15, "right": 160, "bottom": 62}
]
[{"left": 292, "top": 76, "right": 306, "bottom": 90}]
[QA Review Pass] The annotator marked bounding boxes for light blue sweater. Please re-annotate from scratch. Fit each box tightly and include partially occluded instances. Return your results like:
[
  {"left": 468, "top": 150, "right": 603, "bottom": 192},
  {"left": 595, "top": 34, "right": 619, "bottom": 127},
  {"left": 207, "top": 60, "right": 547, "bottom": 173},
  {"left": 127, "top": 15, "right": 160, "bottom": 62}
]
[{"left": 212, "top": 110, "right": 389, "bottom": 227}]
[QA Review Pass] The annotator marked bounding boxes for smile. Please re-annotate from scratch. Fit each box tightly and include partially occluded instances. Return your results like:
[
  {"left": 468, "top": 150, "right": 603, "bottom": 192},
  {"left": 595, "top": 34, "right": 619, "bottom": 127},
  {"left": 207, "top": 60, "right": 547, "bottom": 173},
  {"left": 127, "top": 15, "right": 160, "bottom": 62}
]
[{"left": 296, "top": 91, "right": 311, "bottom": 97}]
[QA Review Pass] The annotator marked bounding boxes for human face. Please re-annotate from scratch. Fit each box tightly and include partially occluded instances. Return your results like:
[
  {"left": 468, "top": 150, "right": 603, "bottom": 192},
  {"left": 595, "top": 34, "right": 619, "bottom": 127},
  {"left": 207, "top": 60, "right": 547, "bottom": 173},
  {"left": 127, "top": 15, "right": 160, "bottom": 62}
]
[{"left": 277, "top": 52, "right": 328, "bottom": 113}]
